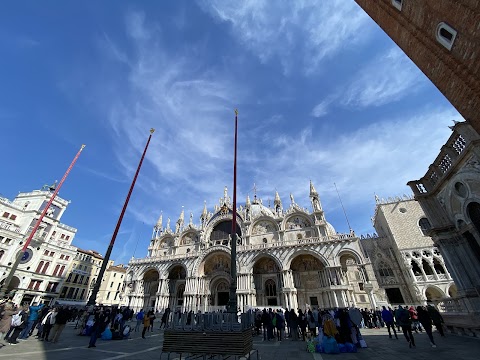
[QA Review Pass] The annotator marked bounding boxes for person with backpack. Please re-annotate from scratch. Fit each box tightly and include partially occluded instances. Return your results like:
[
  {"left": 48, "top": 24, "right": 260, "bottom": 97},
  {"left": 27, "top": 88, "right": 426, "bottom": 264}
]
[
  {"left": 416, "top": 306, "right": 436, "bottom": 348},
  {"left": 0, "top": 302, "right": 16, "bottom": 345},
  {"left": 7, "top": 305, "right": 29, "bottom": 345},
  {"left": 19, "top": 302, "right": 44, "bottom": 339},
  {"left": 398, "top": 306, "right": 415, "bottom": 348}
]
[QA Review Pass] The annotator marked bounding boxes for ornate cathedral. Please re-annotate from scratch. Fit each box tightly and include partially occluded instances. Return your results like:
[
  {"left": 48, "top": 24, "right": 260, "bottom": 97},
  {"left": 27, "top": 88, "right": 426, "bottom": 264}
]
[{"left": 125, "top": 182, "right": 383, "bottom": 312}]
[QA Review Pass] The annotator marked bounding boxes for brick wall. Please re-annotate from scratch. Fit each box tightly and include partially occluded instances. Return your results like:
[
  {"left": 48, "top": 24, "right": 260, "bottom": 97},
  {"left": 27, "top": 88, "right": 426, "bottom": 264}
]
[{"left": 355, "top": 0, "right": 480, "bottom": 133}]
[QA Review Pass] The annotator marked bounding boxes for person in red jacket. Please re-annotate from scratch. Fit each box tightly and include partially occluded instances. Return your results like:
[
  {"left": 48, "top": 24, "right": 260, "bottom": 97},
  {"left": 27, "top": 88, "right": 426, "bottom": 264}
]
[{"left": 408, "top": 306, "right": 423, "bottom": 333}]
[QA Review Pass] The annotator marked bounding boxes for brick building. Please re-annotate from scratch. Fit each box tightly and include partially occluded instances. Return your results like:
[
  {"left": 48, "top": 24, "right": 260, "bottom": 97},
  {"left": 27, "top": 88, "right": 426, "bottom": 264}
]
[{"left": 354, "top": 0, "right": 480, "bottom": 133}]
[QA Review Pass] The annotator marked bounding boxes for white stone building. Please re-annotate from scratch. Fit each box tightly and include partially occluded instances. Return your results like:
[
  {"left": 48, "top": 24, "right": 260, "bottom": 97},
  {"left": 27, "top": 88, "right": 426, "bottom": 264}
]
[
  {"left": 125, "top": 182, "right": 383, "bottom": 313},
  {"left": 360, "top": 196, "right": 455, "bottom": 306},
  {"left": 0, "top": 187, "right": 77, "bottom": 305},
  {"left": 97, "top": 264, "right": 127, "bottom": 306},
  {"left": 408, "top": 120, "right": 480, "bottom": 330}
]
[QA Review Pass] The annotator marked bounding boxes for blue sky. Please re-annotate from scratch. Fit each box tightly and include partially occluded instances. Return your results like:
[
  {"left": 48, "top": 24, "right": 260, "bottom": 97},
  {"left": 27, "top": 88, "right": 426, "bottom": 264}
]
[{"left": 0, "top": 1, "right": 462, "bottom": 264}]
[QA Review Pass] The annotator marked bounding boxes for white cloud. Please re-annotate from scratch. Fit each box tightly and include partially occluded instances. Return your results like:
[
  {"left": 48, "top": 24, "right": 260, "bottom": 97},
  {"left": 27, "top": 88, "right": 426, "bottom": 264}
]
[
  {"left": 343, "top": 47, "right": 426, "bottom": 108},
  {"left": 198, "top": 0, "right": 372, "bottom": 74},
  {"left": 311, "top": 99, "right": 332, "bottom": 118}
]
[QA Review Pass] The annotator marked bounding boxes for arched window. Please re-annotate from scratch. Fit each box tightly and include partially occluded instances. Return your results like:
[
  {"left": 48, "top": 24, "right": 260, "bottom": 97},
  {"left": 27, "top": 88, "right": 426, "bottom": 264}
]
[
  {"left": 411, "top": 260, "right": 422, "bottom": 276},
  {"left": 0, "top": 250, "right": 4, "bottom": 261},
  {"left": 42, "top": 262, "right": 50, "bottom": 274},
  {"left": 436, "top": 22, "right": 457, "bottom": 51},
  {"left": 378, "top": 261, "right": 394, "bottom": 277},
  {"left": 59, "top": 265, "right": 65, "bottom": 277},
  {"left": 422, "top": 259, "right": 434, "bottom": 275},
  {"left": 419, "top": 217, "right": 431, "bottom": 236},
  {"left": 36, "top": 261, "right": 44, "bottom": 273},
  {"left": 433, "top": 258, "right": 446, "bottom": 274},
  {"left": 265, "top": 279, "right": 277, "bottom": 297},
  {"left": 66, "top": 272, "right": 72, "bottom": 282},
  {"left": 52, "top": 264, "right": 60, "bottom": 277}
]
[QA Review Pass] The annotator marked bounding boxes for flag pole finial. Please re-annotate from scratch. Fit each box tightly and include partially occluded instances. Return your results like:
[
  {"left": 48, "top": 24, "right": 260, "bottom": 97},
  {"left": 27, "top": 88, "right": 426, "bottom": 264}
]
[
  {"left": 235, "top": 109, "right": 238, "bottom": 116},
  {"left": 150, "top": 128, "right": 155, "bottom": 134}
]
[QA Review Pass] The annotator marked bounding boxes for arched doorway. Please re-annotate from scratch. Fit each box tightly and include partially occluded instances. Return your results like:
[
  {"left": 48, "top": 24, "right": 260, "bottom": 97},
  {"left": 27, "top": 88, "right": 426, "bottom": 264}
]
[
  {"left": 168, "top": 265, "right": 186, "bottom": 310},
  {"left": 425, "top": 286, "right": 445, "bottom": 302},
  {"left": 253, "top": 256, "right": 281, "bottom": 306},
  {"left": 290, "top": 254, "right": 325, "bottom": 308},
  {"left": 143, "top": 269, "right": 159, "bottom": 310},
  {"left": 199, "top": 251, "right": 231, "bottom": 307},
  {"left": 448, "top": 284, "right": 458, "bottom": 298}
]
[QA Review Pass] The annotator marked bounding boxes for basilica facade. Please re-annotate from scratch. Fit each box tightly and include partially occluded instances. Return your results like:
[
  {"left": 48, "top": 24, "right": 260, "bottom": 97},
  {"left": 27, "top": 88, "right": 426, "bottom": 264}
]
[{"left": 125, "top": 182, "right": 383, "bottom": 313}]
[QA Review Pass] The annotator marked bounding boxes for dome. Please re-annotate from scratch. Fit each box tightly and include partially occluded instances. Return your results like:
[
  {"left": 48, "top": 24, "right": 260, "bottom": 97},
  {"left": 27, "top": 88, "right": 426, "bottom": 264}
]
[
  {"left": 326, "top": 222, "right": 336, "bottom": 236},
  {"left": 250, "top": 203, "right": 275, "bottom": 219}
]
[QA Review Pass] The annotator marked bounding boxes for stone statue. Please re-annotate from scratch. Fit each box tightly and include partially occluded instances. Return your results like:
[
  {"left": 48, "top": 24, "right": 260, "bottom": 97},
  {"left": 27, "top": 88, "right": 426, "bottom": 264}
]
[{"left": 290, "top": 193, "right": 295, "bottom": 204}]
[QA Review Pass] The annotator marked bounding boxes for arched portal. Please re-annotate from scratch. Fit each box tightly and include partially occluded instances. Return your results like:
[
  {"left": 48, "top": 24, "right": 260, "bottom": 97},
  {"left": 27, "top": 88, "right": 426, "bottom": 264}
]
[
  {"left": 143, "top": 269, "right": 159, "bottom": 310},
  {"left": 290, "top": 254, "right": 326, "bottom": 309},
  {"left": 199, "top": 251, "right": 232, "bottom": 308},
  {"left": 425, "top": 286, "right": 445, "bottom": 302},
  {"left": 168, "top": 265, "right": 186, "bottom": 310},
  {"left": 253, "top": 256, "right": 281, "bottom": 306},
  {"left": 448, "top": 284, "right": 458, "bottom": 298}
]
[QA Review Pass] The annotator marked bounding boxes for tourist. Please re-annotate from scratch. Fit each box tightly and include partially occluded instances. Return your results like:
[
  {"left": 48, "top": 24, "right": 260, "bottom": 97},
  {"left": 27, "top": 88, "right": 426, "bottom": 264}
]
[
  {"left": 427, "top": 305, "right": 445, "bottom": 337},
  {"left": 7, "top": 305, "right": 29, "bottom": 345},
  {"left": 39, "top": 307, "right": 56, "bottom": 341},
  {"left": 19, "top": 302, "right": 44, "bottom": 339},
  {"left": 50, "top": 306, "right": 69, "bottom": 343},
  {"left": 398, "top": 306, "right": 415, "bottom": 348},
  {"left": 307, "top": 310, "right": 316, "bottom": 337},
  {"left": 298, "top": 309, "right": 307, "bottom": 341},
  {"left": 289, "top": 309, "right": 299, "bottom": 341},
  {"left": 261, "top": 309, "right": 270, "bottom": 341},
  {"left": 147, "top": 309, "right": 156, "bottom": 331},
  {"left": 0, "top": 302, "right": 16, "bottom": 345},
  {"left": 275, "top": 310, "right": 285, "bottom": 341},
  {"left": 381, "top": 306, "right": 398, "bottom": 339},
  {"left": 135, "top": 309, "right": 144, "bottom": 331},
  {"left": 409, "top": 306, "right": 423, "bottom": 333},
  {"left": 88, "top": 307, "right": 110, "bottom": 348},
  {"left": 142, "top": 311, "right": 151, "bottom": 339},
  {"left": 416, "top": 306, "right": 436, "bottom": 348}
]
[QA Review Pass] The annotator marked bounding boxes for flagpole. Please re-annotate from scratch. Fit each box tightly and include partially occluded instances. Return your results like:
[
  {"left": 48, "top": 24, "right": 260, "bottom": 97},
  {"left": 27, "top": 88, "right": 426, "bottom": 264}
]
[
  {"left": 0, "top": 144, "right": 86, "bottom": 298},
  {"left": 87, "top": 129, "right": 154, "bottom": 306},
  {"left": 228, "top": 109, "right": 238, "bottom": 313}
]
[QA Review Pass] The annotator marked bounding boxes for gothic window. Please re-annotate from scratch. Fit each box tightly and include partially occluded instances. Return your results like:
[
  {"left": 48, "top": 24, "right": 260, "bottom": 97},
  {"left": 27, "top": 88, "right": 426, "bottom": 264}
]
[
  {"left": 36, "top": 261, "right": 44, "bottom": 273},
  {"left": 411, "top": 260, "right": 422, "bottom": 276},
  {"left": 59, "top": 265, "right": 65, "bottom": 277},
  {"left": 378, "top": 262, "right": 394, "bottom": 277},
  {"left": 433, "top": 258, "right": 446, "bottom": 274},
  {"left": 422, "top": 259, "right": 434, "bottom": 275},
  {"left": 391, "top": 0, "right": 402, "bottom": 11},
  {"left": 42, "top": 262, "right": 50, "bottom": 274},
  {"left": 418, "top": 218, "right": 431, "bottom": 236},
  {"left": 265, "top": 279, "right": 277, "bottom": 297},
  {"left": 436, "top": 22, "right": 457, "bottom": 51}
]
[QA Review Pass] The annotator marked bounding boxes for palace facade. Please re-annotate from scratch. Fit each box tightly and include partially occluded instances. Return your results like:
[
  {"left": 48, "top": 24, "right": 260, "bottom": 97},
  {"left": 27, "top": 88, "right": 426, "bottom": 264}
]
[{"left": 126, "top": 182, "right": 384, "bottom": 312}]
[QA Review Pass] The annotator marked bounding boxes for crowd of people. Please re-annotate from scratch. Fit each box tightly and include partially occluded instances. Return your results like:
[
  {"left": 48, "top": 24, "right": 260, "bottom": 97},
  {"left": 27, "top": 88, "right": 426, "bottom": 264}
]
[{"left": 0, "top": 298, "right": 446, "bottom": 352}]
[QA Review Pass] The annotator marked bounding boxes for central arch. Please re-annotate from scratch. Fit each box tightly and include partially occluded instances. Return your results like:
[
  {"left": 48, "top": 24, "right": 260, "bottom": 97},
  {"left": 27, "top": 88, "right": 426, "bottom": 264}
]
[
  {"left": 209, "top": 220, "right": 242, "bottom": 246},
  {"left": 252, "top": 255, "right": 282, "bottom": 307},
  {"left": 143, "top": 269, "right": 159, "bottom": 310},
  {"left": 290, "top": 253, "right": 327, "bottom": 309},
  {"left": 167, "top": 264, "right": 186, "bottom": 310}
]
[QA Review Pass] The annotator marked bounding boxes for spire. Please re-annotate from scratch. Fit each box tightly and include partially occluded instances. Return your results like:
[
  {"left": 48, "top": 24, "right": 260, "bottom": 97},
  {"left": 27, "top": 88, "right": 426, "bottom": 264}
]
[
  {"left": 223, "top": 186, "right": 228, "bottom": 202},
  {"left": 246, "top": 194, "right": 251, "bottom": 208},
  {"left": 155, "top": 211, "right": 163, "bottom": 229},
  {"left": 309, "top": 180, "right": 318, "bottom": 197},
  {"left": 179, "top": 207, "right": 185, "bottom": 222},
  {"left": 274, "top": 190, "right": 282, "bottom": 216},
  {"left": 189, "top": 212, "right": 193, "bottom": 225},
  {"left": 176, "top": 207, "right": 184, "bottom": 233},
  {"left": 290, "top": 193, "right": 295, "bottom": 204},
  {"left": 201, "top": 201, "right": 208, "bottom": 219},
  {"left": 166, "top": 218, "right": 171, "bottom": 231}
]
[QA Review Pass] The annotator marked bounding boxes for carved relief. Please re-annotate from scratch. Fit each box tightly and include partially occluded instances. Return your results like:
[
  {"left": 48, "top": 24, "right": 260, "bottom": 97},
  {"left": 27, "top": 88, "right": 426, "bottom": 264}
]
[
  {"left": 286, "top": 216, "right": 311, "bottom": 230},
  {"left": 291, "top": 254, "right": 324, "bottom": 271},
  {"left": 252, "top": 220, "right": 276, "bottom": 235}
]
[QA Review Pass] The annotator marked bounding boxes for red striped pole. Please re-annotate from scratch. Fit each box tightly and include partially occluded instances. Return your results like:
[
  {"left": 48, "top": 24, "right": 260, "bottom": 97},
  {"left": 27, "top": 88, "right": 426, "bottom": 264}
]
[
  {"left": 228, "top": 110, "right": 238, "bottom": 313},
  {"left": 87, "top": 129, "right": 155, "bottom": 306},
  {"left": 0, "top": 144, "right": 86, "bottom": 298}
]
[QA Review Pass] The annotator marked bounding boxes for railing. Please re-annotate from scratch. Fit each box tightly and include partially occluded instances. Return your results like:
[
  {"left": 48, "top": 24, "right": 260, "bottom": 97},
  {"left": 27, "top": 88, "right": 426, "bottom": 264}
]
[
  {"left": 438, "top": 273, "right": 448, "bottom": 280},
  {"left": 415, "top": 275, "right": 424, "bottom": 282},
  {"left": 408, "top": 122, "right": 480, "bottom": 196}
]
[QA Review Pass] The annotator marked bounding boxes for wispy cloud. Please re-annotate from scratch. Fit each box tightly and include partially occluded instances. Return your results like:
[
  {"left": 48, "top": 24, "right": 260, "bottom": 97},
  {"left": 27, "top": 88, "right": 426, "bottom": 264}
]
[
  {"left": 310, "top": 47, "right": 427, "bottom": 117},
  {"left": 342, "top": 47, "right": 426, "bottom": 108},
  {"left": 198, "top": 0, "right": 372, "bottom": 74}
]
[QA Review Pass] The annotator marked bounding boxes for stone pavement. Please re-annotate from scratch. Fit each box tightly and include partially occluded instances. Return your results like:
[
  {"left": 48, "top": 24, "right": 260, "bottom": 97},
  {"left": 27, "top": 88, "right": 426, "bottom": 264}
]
[{"left": 0, "top": 321, "right": 479, "bottom": 360}]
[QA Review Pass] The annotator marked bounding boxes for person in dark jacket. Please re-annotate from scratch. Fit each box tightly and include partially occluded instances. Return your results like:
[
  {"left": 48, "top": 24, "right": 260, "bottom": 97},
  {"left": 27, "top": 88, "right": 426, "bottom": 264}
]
[
  {"left": 289, "top": 309, "right": 299, "bottom": 341},
  {"left": 88, "top": 308, "right": 110, "bottom": 348},
  {"left": 298, "top": 309, "right": 307, "bottom": 341},
  {"left": 398, "top": 306, "right": 415, "bottom": 348},
  {"left": 427, "top": 305, "right": 445, "bottom": 336},
  {"left": 50, "top": 307, "right": 69, "bottom": 343},
  {"left": 261, "top": 309, "right": 271, "bottom": 341},
  {"left": 417, "top": 306, "right": 436, "bottom": 347},
  {"left": 381, "top": 306, "right": 398, "bottom": 339}
]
